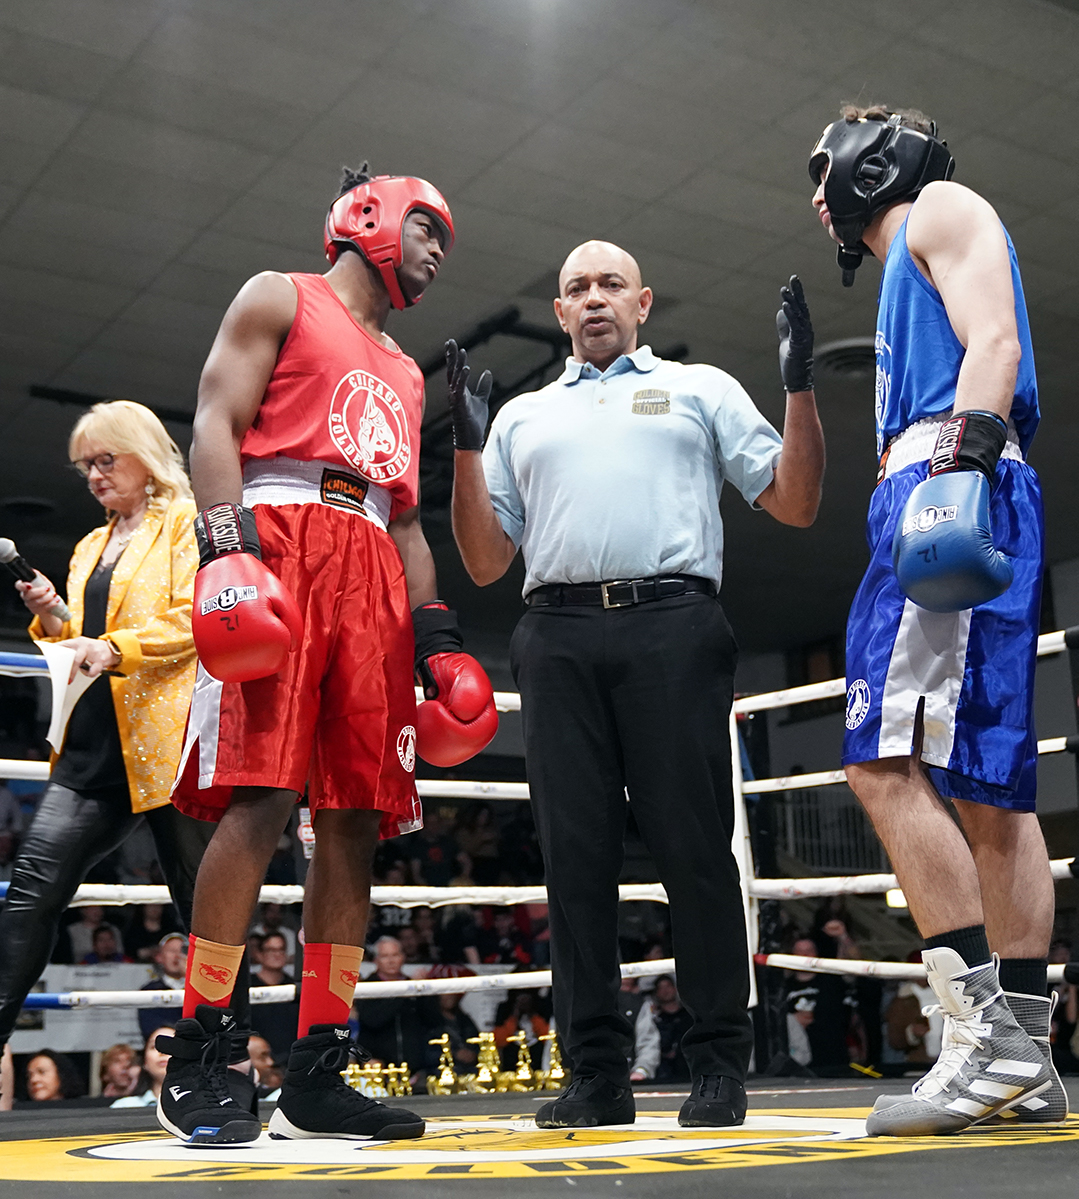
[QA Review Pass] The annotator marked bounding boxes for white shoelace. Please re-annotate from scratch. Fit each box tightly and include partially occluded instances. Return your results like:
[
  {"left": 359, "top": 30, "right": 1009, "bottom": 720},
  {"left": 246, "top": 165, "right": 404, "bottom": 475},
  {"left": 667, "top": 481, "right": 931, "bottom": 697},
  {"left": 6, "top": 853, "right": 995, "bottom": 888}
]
[{"left": 910, "top": 1003, "right": 991, "bottom": 1100}]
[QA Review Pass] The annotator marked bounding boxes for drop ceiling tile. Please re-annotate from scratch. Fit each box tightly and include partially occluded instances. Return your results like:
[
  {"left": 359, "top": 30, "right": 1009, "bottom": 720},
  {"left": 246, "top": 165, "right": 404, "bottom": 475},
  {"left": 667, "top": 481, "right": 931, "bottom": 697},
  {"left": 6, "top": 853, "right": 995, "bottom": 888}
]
[
  {"left": 181, "top": 229, "right": 325, "bottom": 278},
  {"left": 437, "top": 0, "right": 655, "bottom": 57},
  {"left": 0, "top": 184, "right": 18, "bottom": 222},
  {"left": 608, "top": 205, "right": 775, "bottom": 275},
  {"left": 0, "top": 262, "right": 131, "bottom": 319},
  {"left": 448, "top": 202, "right": 581, "bottom": 268},
  {"left": 33, "top": 153, "right": 239, "bottom": 227},
  {"left": 1, "top": 193, "right": 196, "bottom": 258},
  {"left": 67, "top": 111, "right": 274, "bottom": 190},
  {"left": 0, "top": 135, "right": 54, "bottom": 187},
  {"left": 147, "top": 262, "right": 250, "bottom": 311},
  {"left": 456, "top": 162, "right": 640, "bottom": 236},
  {"left": 0, "top": 231, "right": 168, "bottom": 290},
  {"left": 499, "top": 124, "right": 697, "bottom": 202},
  {"left": 0, "top": 28, "right": 124, "bottom": 102},
  {"left": 118, "top": 292, "right": 225, "bottom": 342},
  {"left": 133, "top": 14, "right": 367, "bottom": 112},
  {"left": 0, "top": 0, "right": 163, "bottom": 58},
  {"left": 55, "top": 349, "right": 200, "bottom": 406},
  {"left": 96, "top": 63, "right": 315, "bottom": 156},
  {"left": 92, "top": 318, "right": 215, "bottom": 369},
  {"left": 211, "top": 195, "right": 327, "bottom": 255},
  {"left": 0, "top": 82, "right": 85, "bottom": 149}
]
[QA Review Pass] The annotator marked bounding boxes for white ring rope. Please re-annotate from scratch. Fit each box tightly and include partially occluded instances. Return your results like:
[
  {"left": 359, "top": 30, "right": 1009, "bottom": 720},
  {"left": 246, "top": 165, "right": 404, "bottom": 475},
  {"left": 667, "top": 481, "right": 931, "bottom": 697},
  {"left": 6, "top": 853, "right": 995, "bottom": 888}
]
[
  {"left": 22, "top": 955, "right": 1069, "bottom": 1009},
  {"left": 24, "top": 958, "right": 676, "bottom": 1010},
  {"left": 7, "top": 860, "right": 1074, "bottom": 909}
]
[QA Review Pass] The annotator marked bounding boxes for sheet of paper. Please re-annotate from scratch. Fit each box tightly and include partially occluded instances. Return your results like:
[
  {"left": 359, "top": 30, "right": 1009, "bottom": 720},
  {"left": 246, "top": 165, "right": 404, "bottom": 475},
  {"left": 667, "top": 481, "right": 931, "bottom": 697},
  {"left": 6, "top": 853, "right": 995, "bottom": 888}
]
[{"left": 38, "top": 641, "right": 96, "bottom": 752}]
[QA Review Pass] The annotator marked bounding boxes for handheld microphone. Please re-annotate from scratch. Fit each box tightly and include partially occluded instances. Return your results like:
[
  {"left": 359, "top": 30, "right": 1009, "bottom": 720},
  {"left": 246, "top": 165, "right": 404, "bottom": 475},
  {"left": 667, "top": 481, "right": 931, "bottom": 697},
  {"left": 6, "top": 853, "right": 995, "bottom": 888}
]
[{"left": 0, "top": 537, "right": 72, "bottom": 623}]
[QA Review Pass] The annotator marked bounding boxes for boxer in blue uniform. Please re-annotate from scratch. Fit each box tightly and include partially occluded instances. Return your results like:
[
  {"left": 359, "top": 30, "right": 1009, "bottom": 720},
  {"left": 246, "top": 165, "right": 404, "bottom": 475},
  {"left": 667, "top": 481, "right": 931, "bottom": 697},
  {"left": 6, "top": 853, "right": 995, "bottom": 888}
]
[{"left": 809, "top": 105, "right": 1064, "bottom": 1136}]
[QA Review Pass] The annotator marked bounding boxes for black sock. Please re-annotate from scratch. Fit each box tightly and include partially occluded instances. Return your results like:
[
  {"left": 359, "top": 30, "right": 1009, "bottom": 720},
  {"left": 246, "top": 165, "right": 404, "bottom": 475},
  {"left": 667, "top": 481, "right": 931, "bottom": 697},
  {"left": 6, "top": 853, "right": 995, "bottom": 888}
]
[
  {"left": 997, "top": 958, "right": 1048, "bottom": 997},
  {"left": 924, "top": 924, "right": 991, "bottom": 969}
]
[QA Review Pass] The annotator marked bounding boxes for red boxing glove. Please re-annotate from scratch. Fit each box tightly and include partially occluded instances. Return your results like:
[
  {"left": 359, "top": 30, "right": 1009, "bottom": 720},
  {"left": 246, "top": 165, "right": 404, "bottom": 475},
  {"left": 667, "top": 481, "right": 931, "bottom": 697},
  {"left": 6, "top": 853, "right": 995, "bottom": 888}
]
[
  {"left": 415, "top": 651, "right": 499, "bottom": 768},
  {"left": 192, "top": 503, "right": 303, "bottom": 683}
]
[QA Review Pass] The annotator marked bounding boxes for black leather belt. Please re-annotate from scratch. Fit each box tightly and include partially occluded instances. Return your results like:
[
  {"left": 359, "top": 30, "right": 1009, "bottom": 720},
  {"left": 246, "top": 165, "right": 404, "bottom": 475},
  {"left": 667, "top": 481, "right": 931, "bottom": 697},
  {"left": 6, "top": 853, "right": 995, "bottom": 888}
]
[{"left": 525, "top": 574, "right": 715, "bottom": 609}]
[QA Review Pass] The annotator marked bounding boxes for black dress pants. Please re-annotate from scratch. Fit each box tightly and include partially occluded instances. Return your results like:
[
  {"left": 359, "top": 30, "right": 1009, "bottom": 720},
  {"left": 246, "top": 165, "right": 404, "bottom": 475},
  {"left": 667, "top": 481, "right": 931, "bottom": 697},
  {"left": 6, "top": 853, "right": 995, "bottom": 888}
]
[
  {"left": 0, "top": 782, "right": 250, "bottom": 1046},
  {"left": 511, "top": 592, "right": 753, "bottom": 1086}
]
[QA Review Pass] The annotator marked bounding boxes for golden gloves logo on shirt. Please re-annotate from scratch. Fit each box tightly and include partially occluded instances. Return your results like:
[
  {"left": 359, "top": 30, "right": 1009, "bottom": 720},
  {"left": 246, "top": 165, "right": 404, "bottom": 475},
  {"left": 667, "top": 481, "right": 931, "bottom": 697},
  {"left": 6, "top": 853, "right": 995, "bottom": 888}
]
[
  {"left": 328, "top": 369, "right": 411, "bottom": 482},
  {"left": 631, "top": 389, "right": 670, "bottom": 415}
]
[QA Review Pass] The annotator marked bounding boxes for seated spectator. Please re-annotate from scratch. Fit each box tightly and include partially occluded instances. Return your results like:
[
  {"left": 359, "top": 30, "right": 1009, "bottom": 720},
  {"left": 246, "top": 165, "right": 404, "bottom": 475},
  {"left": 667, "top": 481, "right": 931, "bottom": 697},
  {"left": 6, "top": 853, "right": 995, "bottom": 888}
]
[
  {"left": 25, "top": 1050, "right": 84, "bottom": 1101},
  {"left": 250, "top": 931, "right": 299, "bottom": 1058},
  {"left": 138, "top": 932, "right": 187, "bottom": 1040},
  {"left": 63, "top": 905, "right": 124, "bottom": 965},
  {"left": 499, "top": 802, "right": 544, "bottom": 884},
  {"left": 619, "top": 976, "right": 660, "bottom": 1083},
  {"left": 99, "top": 1043, "right": 139, "bottom": 1099},
  {"left": 354, "top": 937, "right": 441, "bottom": 1082},
  {"left": 455, "top": 803, "right": 501, "bottom": 886},
  {"left": 436, "top": 901, "right": 481, "bottom": 966},
  {"left": 82, "top": 924, "right": 133, "bottom": 965},
  {"left": 111, "top": 1026, "right": 171, "bottom": 1108},
  {"left": 248, "top": 1033, "right": 284, "bottom": 1097},
  {"left": 477, "top": 907, "right": 533, "bottom": 967},
  {"left": 783, "top": 937, "right": 857, "bottom": 1076},
  {"left": 424, "top": 965, "right": 480, "bottom": 1073},
  {"left": 652, "top": 975, "right": 693, "bottom": 1083},
  {"left": 250, "top": 902, "right": 298, "bottom": 969},
  {"left": 811, "top": 901, "right": 861, "bottom": 960},
  {"left": 409, "top": 809, "right": 458, "bottom": 888},
  {"left": 493, "top": 988, "right": 550, "bottom": 1071},
  {"left": 124, "top": 903, "right": 181, "bottom": 963},
  {"left": 398, "top": 924, "right": 431, "bottom": 966},
  {"left": 412, "top": 908, "right": 437, "bottom": 961}
]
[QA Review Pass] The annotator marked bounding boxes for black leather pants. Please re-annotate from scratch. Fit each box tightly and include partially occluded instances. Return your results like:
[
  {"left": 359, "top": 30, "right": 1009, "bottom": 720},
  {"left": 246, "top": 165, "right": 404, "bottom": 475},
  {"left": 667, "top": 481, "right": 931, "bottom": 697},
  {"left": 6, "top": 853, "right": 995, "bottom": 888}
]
[{"left": 0, "top": 782, "right": 250, "bottom": 1046}]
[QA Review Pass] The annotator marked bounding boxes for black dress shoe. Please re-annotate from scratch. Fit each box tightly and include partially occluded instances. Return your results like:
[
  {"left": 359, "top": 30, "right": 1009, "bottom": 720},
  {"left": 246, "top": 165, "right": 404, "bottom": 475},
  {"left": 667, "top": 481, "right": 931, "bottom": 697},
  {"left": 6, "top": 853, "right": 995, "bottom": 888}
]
[
  {"left": 678, "top": 1075, "right": 747, "bottom": 1127},
  {"left": 535, "top": 1075, "right": 635, "bottom": 1128}
]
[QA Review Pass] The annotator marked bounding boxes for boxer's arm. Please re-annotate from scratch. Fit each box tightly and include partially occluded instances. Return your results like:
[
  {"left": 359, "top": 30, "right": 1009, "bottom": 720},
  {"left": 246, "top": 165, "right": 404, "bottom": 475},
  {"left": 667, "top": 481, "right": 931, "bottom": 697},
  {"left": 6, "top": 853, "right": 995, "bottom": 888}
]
[
  {"left": 452, "top": 451, "right": 517, "bottom": 586},
  {"left": 190, "top": 272, "right": 297, "bottom": 509},
  {"left": 756, "top": 392, "right": 824, "bottom": 527},
  {"left": 388, "top": 505, "right": 438, "bottom": 609},
  {"left": 906, "top": 182, "right": 1021, "bottom": 422}
]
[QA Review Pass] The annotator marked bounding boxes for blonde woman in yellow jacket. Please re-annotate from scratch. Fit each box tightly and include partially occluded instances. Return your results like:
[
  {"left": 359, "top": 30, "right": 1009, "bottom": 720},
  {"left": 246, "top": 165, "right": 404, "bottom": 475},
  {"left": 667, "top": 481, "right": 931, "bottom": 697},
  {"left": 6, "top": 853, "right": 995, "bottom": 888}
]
[{"left": 0, "top": 401, "right": 251, "bottom": 1065}]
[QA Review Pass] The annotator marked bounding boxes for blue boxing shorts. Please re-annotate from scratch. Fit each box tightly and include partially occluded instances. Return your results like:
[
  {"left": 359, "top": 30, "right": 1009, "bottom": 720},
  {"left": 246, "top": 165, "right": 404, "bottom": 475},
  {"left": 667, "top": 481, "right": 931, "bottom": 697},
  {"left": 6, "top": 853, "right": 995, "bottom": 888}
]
[{"left": 842, "top": 450, "right": 1044, "bottom": 812}]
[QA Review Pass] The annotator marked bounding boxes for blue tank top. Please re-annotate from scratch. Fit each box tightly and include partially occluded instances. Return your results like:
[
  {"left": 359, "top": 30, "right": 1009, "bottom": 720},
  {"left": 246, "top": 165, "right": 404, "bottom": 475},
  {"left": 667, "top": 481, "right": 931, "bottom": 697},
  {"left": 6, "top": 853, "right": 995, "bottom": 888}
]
[{"left": 874, "top": 213, "right": 1039, "bottom": 458}]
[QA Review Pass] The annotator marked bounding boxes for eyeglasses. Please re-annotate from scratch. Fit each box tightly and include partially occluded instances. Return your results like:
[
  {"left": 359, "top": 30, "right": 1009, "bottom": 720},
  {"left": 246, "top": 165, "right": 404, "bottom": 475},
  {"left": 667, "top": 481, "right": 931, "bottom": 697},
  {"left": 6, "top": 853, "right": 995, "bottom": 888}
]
[{"left": 72, "top": 453, "right": 117, "bottom": 477}]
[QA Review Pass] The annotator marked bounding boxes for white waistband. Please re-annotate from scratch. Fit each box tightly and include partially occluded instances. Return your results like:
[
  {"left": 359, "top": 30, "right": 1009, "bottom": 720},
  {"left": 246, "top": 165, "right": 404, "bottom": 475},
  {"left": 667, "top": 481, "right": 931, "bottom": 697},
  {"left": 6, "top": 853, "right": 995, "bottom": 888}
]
[
  {"left": 882, "top": 413, "right": 1023, "bottom": 479},
  {"left": 242, "top": 457, "right": 392, "bottom": 532}
]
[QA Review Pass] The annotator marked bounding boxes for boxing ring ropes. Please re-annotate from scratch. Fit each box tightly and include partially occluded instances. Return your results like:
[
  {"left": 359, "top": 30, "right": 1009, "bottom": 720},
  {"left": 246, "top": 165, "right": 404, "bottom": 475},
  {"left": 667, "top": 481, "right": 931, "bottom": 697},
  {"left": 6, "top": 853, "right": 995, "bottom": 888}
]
[{"left": 0, "top": 628, "right": 1076, "bottom": 1013}]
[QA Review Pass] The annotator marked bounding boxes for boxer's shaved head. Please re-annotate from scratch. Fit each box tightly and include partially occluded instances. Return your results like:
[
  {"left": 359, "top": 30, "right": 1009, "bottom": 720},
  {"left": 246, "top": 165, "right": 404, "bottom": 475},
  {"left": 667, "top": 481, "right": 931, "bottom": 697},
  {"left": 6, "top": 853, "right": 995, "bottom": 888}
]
[{"left": 558, "top": 240, "right": 643, "bottom": 295}]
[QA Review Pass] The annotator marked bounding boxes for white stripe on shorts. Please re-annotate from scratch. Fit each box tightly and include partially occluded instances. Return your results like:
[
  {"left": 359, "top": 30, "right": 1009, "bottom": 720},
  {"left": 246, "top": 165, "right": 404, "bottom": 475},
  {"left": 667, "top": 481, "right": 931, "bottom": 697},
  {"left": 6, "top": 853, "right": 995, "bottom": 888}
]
[
  {"left": 171, "top": 664, "right": 224, "bottom": 794},
  {"left": 878, "top": 598, "right": 971, "bottom": 768}
]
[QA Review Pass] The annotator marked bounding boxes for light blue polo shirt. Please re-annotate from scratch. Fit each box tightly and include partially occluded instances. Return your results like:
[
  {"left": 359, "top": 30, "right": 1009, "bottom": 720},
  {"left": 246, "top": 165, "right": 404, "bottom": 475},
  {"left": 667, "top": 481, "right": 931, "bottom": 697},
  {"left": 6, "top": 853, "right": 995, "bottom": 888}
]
[{"left": 483, "top": 346, "right": 783, "bottom": 596}]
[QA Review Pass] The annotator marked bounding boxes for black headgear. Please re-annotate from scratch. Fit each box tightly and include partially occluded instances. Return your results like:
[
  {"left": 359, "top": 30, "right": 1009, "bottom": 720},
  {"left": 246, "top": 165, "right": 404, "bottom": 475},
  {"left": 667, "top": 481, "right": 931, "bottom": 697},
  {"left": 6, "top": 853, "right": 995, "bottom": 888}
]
[{"left": 809, "top": 114, "right": 955, "bottom": 286}]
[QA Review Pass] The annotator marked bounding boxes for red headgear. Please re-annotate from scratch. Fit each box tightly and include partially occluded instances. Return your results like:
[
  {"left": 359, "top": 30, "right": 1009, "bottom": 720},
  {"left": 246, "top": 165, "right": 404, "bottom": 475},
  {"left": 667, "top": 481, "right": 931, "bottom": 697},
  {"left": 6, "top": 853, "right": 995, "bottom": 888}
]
[{"left": 324, "top": 175, "right": 454, "bottom": 310}]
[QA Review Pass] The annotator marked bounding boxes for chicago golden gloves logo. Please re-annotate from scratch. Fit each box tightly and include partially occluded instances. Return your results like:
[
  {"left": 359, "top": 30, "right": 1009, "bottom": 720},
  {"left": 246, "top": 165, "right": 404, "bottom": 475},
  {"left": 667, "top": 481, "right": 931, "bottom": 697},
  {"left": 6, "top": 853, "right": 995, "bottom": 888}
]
[
  {"left": 198, "top": 962, "right": 233, "bottom": 987},
  {"left": 397, "top": 725, "right": 417, "bottom": 772},
  {"left": 328, "top": 370, "right": 411, "bottom": 483}
]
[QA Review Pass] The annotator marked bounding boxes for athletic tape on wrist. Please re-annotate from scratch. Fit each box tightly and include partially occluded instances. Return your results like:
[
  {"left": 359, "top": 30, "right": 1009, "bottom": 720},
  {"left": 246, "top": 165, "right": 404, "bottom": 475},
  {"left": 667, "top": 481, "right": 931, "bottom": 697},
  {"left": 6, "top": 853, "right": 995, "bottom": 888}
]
[
  {"left": 194, "top": 503, "right": 262, "bottom": 566},
  {"left": 928, "top": 411, "right": 1008, "bottom": 481}
]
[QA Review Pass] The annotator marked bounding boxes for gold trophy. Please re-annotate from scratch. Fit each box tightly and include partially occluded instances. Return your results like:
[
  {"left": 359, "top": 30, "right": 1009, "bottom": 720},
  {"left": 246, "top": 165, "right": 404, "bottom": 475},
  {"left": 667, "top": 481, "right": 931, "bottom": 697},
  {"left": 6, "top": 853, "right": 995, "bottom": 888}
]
[
  {"left": 352, "top": 1061, "right": 388, "bottom": 1097},
  {"left": 426, "top": 1034, "right": 459, "bottom": 1095},
  {"left": 535, "top": 1031, "right": 567, "bottom": 1091},
  {"left": 501, "top": 1031, "right": 536, "bottom": 1091},
  {"left": 462, "top": 1032, "right": 500, "bottom": 1092},
  {"left": 384, "top": 1062, "right": 412, "bottom": 1097}
]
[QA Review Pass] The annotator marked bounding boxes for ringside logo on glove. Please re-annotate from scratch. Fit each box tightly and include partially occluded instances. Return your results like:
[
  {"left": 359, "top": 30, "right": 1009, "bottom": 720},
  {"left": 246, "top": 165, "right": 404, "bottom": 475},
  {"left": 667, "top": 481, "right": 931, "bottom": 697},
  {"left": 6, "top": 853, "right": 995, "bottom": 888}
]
[
  {"left": 199, "top": 585, "right": 258, "bottom": 616},
  {"left": 901, "top": 504, "right": 957, "bottom": 537}
]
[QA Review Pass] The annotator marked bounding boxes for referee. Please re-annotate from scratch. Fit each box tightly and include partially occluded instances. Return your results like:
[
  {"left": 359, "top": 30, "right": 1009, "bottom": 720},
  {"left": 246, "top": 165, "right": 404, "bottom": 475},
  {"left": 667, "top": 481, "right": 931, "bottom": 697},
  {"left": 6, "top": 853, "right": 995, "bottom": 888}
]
[{"left": 449, "top": 240, "right": 823, "bottom": 1128}]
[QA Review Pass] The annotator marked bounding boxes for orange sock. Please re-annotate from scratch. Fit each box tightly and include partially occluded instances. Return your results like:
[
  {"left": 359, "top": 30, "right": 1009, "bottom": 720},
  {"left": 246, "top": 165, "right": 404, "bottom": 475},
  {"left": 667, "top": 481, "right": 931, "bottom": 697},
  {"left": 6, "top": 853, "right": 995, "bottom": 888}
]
[
  {"left": 183, "top": 935, "right": 244, "bottom": 1017},
  {"left": 298, "top": 943, "right": 362, "bottom": 1037}
]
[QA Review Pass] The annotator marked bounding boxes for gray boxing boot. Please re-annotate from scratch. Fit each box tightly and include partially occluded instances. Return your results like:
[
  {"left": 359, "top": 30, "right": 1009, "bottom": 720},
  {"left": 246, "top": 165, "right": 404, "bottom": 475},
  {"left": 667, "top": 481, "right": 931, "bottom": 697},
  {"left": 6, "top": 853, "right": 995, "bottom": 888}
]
[
  {"left": 979, "top": 992, "right": 1068, "bottom": 1125},
  {"left": 865, "top": 949, "right": 1051, "bottom": 1137}
]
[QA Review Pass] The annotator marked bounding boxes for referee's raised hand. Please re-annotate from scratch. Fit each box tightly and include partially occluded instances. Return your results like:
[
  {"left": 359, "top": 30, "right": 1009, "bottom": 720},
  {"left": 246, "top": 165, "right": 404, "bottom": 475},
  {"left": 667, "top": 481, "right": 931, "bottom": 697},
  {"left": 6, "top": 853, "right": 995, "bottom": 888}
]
[
  {"left": 776, "top": 275, "right": 815, "bottom": 394},
  {"left": 445, "top": 339, "right": 493, "bottom": 451}
]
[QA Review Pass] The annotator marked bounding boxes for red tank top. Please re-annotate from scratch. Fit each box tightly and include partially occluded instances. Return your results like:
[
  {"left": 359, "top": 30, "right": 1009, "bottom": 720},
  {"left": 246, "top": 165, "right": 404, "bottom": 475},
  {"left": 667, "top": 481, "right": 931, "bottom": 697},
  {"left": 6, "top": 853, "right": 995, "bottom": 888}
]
[{"left": 241, "top": 273, "right": 424, "bottom": 519}]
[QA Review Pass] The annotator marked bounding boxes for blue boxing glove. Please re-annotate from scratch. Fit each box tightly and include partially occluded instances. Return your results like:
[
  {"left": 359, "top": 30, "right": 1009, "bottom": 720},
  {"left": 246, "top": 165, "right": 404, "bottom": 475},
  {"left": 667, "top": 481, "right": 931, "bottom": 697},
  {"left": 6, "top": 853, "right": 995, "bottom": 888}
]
[{"left": 892, "top": 411, "right": 1013, "bottom": 613}]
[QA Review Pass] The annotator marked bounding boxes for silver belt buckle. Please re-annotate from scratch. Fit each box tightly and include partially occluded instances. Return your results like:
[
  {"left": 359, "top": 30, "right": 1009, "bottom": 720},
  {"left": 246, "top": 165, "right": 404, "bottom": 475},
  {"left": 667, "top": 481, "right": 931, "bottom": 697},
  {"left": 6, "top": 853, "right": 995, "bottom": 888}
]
[{"left": 601, "top": 579, "right": 641, "bottom": 609}]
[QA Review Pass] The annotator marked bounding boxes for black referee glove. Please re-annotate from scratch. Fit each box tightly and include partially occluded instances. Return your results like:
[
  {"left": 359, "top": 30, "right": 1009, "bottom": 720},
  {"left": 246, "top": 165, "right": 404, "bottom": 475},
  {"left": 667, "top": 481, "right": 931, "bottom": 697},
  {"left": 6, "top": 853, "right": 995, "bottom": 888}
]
[
  {"left": 445, "top": 339, "right": 493, "bottom": 451},
  {"left": 777, "top": 275, "right": 815, "bottom": 393}
]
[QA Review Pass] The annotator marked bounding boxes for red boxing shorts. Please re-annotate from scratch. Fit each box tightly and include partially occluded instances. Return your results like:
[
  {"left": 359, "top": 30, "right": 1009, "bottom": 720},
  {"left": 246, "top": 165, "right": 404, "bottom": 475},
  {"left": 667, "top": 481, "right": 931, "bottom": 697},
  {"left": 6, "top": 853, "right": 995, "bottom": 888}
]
[{"left": 173, "top": 501, "right": 422, "bottom": 838}]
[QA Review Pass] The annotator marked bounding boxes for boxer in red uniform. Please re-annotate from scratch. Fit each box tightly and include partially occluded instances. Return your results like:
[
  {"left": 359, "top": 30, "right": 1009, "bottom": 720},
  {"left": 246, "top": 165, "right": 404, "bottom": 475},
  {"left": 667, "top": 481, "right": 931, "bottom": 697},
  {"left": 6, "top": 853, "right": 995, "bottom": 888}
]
[{"left": 156, "top": 165, "right": 497, "bottom": 1146}]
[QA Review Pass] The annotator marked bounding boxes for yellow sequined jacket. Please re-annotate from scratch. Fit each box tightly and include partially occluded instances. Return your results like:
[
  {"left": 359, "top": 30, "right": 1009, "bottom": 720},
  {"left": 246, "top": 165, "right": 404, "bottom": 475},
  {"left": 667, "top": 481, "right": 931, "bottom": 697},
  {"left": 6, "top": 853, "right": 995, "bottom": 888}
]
[{"left": 30, "top": 497, "right": 198, "bottom": 814}]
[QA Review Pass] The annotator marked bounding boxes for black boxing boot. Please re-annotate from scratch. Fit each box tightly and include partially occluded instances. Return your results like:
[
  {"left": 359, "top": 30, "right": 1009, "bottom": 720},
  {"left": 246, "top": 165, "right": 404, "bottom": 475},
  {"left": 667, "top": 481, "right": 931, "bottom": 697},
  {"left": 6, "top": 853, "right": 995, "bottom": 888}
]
[
  {"left": 156, "top": 1006, "right": 262, "bottom": 1146},
  {"left": 268, "top": 1026, "right": 424, "bottom": 1141},
  {"left": 535, "top": 1075, "right": 635, "bottom": 1128},
  {"left": 678, "top": 1075, "right": 747, "bottom": 1127}
]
